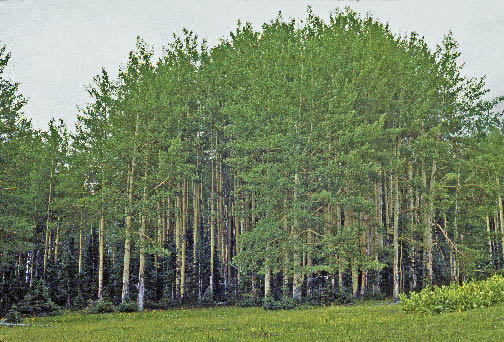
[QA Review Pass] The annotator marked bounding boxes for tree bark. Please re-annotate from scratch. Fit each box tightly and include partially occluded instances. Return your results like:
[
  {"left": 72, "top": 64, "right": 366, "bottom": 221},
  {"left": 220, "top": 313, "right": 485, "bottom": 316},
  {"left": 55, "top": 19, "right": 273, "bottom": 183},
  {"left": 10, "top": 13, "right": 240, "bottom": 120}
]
[
  {"left": 393, "top": 142, "right": 400, "bottom": 300},
  {"left": 43, "top": 168, "right": 53, "bottom": 278},
  {"left": 122, "top": 112, "right": 139, "bottom": 303},
  {"left": 209, "top": 159, "right": 215, "bottom": 294},
  {"left": 137, "top": 166, "right": 148, "bottom": 311},
  {"left": 98, "top": 215, "right": 105, "bottom": 300},
  {"left": 408, "top": 163, "right": 417, "bottom": 291},
  {"left": 181, "top": 180, "right": 188, "bottom": 300},
  {"left": 497, "top": 178, "right": 504, "bottom": 260},
  {"left": 422, "top": 160, "right": 436, "bottom": 288},
  {"left": 292, "top": 173, "right": 302, "bottom": 301},
  {"left": 54, "top": 216, "right": 60, "bottom": 264},
  {"left": 175, "top": 190, "right": 182, "bottom": 299}
]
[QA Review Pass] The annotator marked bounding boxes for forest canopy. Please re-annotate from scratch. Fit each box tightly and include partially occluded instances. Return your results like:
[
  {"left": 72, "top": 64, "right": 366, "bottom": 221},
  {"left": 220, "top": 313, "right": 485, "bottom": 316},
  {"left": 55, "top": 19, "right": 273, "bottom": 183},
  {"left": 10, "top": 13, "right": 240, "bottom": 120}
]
[{"left": 1, "top": 8, "right": 503, "bottom": 315}]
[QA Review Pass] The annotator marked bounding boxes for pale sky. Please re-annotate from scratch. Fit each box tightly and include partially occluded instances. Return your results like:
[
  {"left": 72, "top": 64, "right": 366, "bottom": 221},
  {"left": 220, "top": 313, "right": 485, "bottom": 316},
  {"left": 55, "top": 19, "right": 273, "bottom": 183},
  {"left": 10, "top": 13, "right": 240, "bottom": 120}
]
[{"left": 1, "top": 0, "right": 503, "bottom": 130}]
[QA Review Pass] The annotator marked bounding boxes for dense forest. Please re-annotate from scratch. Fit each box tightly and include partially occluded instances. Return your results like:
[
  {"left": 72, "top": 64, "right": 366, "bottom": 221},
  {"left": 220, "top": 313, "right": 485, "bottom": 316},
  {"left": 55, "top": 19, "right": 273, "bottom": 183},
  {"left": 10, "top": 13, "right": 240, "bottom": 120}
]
[{"left": 1, "top": 9, "right": 504, "bottom": 315}]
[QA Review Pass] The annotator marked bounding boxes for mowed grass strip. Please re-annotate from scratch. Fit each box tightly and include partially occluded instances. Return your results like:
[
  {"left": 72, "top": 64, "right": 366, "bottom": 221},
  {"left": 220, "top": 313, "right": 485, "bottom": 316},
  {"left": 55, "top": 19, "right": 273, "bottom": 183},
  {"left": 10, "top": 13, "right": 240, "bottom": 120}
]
[{"left": 1, "top": 302, "right": 504, "bottom": 342}]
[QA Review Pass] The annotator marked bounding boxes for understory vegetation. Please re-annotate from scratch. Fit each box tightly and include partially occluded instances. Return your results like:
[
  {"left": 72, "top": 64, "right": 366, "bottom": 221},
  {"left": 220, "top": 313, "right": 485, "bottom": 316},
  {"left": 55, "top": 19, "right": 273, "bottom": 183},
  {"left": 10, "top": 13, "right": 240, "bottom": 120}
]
[
  {"left": 1, "top": 7, "right": 504, "bottom": 319},
  {"left": 400, "top": 274, "right": 504, "bottom": 314}
]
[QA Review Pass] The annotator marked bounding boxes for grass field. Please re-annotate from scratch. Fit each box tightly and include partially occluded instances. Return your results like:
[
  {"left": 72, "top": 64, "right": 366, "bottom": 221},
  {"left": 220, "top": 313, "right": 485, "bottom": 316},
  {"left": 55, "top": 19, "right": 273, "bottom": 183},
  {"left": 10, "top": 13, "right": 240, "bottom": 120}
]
[{"left": 1, "top": 302, "right": 504, "bottom": 342}]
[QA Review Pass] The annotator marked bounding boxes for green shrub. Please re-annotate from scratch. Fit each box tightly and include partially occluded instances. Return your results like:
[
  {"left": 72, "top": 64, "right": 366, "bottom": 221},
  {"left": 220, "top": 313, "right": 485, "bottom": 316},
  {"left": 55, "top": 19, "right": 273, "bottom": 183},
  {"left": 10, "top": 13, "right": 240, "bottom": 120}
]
[
  {"left": 4, "top": 305, "right": 23, "bottom": 323},
  {"left": 199, "top": 286, "right": 215, "bottom": 307},
  {"left": 144, "top": 299, "right": 177, "bottom": 310},
  {"left": 17, "top": 280, "right": 61, "bottom": 317},
  {"left": 262, "top": 296, "right": 298, "bottom": 310},
  {"left": 362, "top": 288, "right": 386, "bottom": 301},
  {"left": 400, "top": 275, "right": 504, "bottom": 314},
  {"left": 117, "top": 300, "right": 138, "bottom": 312},
  {"left": 316, "top": 286, "right": 355, "bottom": 306},
  {"left": 86, "top": 300, "right": 116, "bottom": 314},
  {"left": 237, "top": 294, "right": 263, "bottom": 308},
  {"left": 262, "top": 296, "right": 282, "bottom": 310},
  {"left": 279, "top": 297, "right": 297, "bottom": 310}
]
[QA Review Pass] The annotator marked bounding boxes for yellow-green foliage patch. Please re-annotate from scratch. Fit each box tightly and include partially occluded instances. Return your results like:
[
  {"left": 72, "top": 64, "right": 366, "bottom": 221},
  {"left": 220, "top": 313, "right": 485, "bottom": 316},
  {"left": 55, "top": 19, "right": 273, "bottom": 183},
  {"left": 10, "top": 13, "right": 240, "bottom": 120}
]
[
  {"left": 400, "top": 275, "right": 504, "bottom": 314},
  {"left": 1, "top": 302, "right": 504, "bottom": 342}
]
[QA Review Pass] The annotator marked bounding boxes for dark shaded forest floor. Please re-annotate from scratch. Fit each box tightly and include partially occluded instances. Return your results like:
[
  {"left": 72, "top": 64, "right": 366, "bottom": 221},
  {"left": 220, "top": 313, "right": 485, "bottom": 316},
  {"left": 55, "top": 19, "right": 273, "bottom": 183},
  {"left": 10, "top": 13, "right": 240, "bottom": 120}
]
[{"left": 1, "top": 301, "right": 503, "bottom": 341}]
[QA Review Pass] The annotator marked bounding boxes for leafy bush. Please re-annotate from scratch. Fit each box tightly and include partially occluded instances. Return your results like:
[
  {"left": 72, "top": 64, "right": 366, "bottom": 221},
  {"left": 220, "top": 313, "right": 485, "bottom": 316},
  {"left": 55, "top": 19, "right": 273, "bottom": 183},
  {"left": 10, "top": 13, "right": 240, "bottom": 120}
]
[
  {"left": 144, "top": 299, "right": 177, "bottom": 310},
  {"left": 262, "top": 296, "right": 282, "bottom": 310},
  {"left": 400, "top": 275, "right": 504, "bottom": 314},
  {"left": 262, "top": 296, "right": 298, "bottom": 310},
  {"left": 199, "top": 286, "right": 215, "bottom": 307},
  {"left": 279, "top": 297, "right": 297, "bottom": 310},
  {"left": 362, "top": 288, "right": 386, "bottom": 301},
  {"left": 237, "top": 294, "right": 263, "bottom": 308},
  {"left": 4, "top": 305, "right": 23, "bottom": 323},
  {"left": 85, "top": 300, "right": 116, "bottom": 314},
  {"left": 117, "top": 300, "right": 138, "bottom": 312},
  {"left": 72, "top": 291, "right": 87, "bottom": 310},
  {"left": 17, "top": 280, "right": 60, "bottom": 317},
  {"left": 316, "top": 286, "right": 355, "bottom": 306}
]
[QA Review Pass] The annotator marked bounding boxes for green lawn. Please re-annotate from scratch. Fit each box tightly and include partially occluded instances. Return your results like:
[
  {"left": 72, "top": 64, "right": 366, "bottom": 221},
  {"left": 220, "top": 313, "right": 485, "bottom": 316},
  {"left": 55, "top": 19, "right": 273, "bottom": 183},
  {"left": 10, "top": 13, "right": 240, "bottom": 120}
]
[{"left": 2, "top": 302, "right": 504, "bottom": 342}]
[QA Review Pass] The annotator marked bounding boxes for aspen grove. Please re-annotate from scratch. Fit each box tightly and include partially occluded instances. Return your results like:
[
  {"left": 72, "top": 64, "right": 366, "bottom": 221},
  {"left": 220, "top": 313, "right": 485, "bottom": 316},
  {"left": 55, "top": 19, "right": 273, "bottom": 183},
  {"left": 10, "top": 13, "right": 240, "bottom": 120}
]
[{"left": 1, "top": 9, "right": 504, "bottom": 315}]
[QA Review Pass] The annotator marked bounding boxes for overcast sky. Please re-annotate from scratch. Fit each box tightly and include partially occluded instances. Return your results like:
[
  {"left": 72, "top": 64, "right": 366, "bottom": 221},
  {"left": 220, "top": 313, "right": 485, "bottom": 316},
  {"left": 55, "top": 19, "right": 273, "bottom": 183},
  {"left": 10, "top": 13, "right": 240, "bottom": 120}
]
[{"left": 1, "top": 0, "right": 503, "bottom": 130}]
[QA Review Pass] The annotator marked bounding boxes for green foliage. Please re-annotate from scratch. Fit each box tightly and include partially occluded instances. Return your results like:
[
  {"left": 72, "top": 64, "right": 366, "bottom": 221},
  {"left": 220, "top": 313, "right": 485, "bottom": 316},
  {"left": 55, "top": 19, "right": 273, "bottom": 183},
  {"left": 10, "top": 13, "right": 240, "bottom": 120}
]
[
  {"left": 2, "top": 7, "right": 504, "bottom": 316},
  {"left": 4, "top": 305, "right": 23, "bottom": 323},
  {"left": 262, "top": 296, "right": 297, "bottom": 311},
  {"left": 16, "top": 281, "right": 60, "bottom": 317},
  {"left": 237, "top": 294, "right": 263, "bottom": 308},
  {"left": 143, "top": 299, "right": 177, "bottom": 310},
  {"left": 199, "top": 286, "right": 215, "bottom": 307},
  {"left": 85, "top": 300, "right": 116, "bottom": 314},
  {"left": 400, "top": 275, "right": 504, "bottom": 314},
  {"left": 318, "top": 286, "right": 356, "bottom": 306},
  {"left": 362, "top": 288, "right": 386, "bottom": 301},
  {"left": 116, "top": 300, "right": 138, "bottom": 313}
]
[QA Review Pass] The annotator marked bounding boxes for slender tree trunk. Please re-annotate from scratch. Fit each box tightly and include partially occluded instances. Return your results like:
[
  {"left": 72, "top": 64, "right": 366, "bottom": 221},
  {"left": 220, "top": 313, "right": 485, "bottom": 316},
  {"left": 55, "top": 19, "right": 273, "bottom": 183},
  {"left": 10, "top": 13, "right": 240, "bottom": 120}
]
[
  {"left": 384, "top": 177, "right": 390, "bottom": 239},
  {"left": 54, "top": 216, "right": 60, "bottom": 264},
  {"left": 210, "top": 159, "right": 215, "bottom": 294},
  {"left": 155, "top": 200, "right": 161, "bottom": 268},
  {"left": 137, "top": 212, "right": 146, "bottom": 310},
  {"left": 351, "top": 259, "right": 359, "bottom": 298},
  {"left": 497, "top": 178, "right": 504, "bottom": 260},
  {"left": 337, "top": 205, "right": 344, "bottom": 288},
  {"left": 192, "top": 180, "right": 199, "bottom": 275},
  {"left": 122, "top": 112, "right": 139, "bottom": 303},
  {"left": 181, "top": 180, "right": 188, "bottom": 300},
  {"left": 193, "top": 178, "right": 200, "bottom": 298},
  {"left": 487, "top": 215, "right": 493, "bottom": 260},
  {"left": 251, "top": 193, "right": 258, "bottom": 296},
  {"left": 175, "top": 191, "right": 182, "bottom": 299},
  {"left": 78, "top": 209, "right": 83, "bottom": 275},
  {"left": 78, "top": 228, "right": 83, "bottom": 275},
  {"left": 393, "top": 142, "right": 400, "bottom": 300},
  {"left": 292, "top": 173, "right": 302, "bottom": 301},
  {"left": 264, "top": 249, "right": 271, "bottom": 298},
  {"left": 217, "top": 155, "right": 225, "bottom": 286},
  {"left": 98, "top": 215, "right": 105, "bottom": 300},
  {"left": 408, "top": 164, "right": 417, "bottom": 291},
  {"left": 122, "top": 172, "right": 134, "bottom": 302},
  {"left": 447, "top": 215, "right": 456, "bottom": 282},
  {"left": 454, "top": 172, "right": 460, "bottom": 282},
  {"left": 137, "top": 166, "right": 148, "bottom": 311},
  {"left": 495, "top": 215, "right": 499, "bottom": 264},
  {"left": 29, "top": 251, "right": 34, "bottom": 287},
  {"left": 422, "top": 160, "right": 435, "bottom": 288},
  {"left": 307, "top": 230, "right": 313, "bottom": 297},
  {"left": 43, "top": 168, "right": 53, "bottom": 278},
  {"left": 282, "top": 198, "right": 290, "bottom": 297}
]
